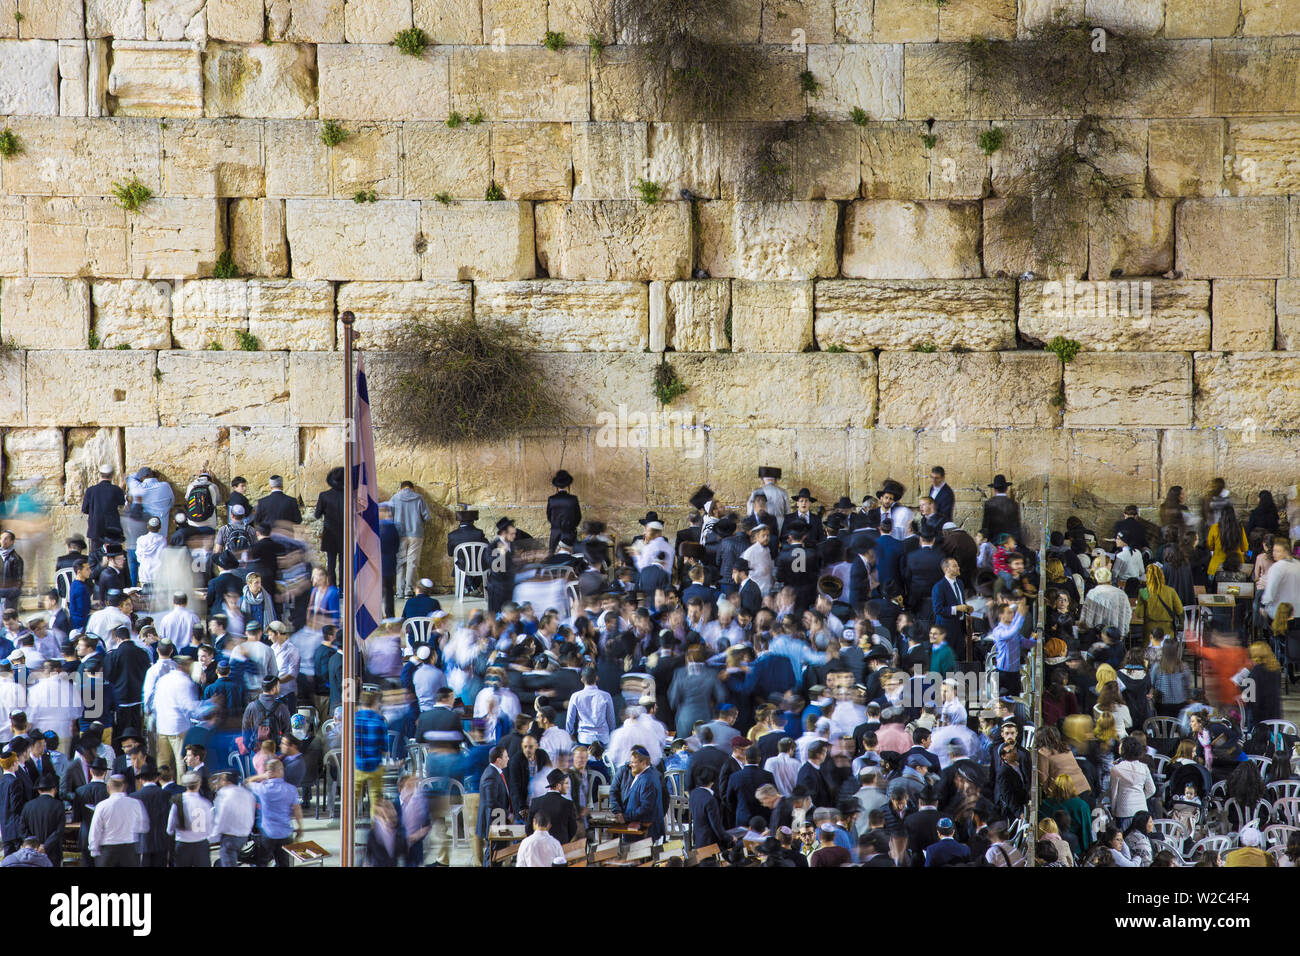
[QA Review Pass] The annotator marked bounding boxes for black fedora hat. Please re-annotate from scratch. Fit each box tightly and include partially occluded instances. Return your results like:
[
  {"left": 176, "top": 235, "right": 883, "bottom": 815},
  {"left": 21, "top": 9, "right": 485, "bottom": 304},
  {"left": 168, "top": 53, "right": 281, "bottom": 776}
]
[
  {"left": 456, "top": 509, "right": 479, "bottom": 522},
  {"left": 118, "top": 727, "right": 145, "bottom": 746},
  {"left": 757, "top": 465, "right": 782, "bottom": 479},
  {"left": 551, "top": 470, "right": 574, "bottom": 488},
  {"left": 689, "top": 485, "right": 715, "bottom": 510},
  {"left": 638, "top": 511, "right": 663, "bottom": 527},
  {"left": 495, "top": 516, "right": 515, "bottom": 533},
  {"left": 794, "top": 488, "right": 817, "bottom": 502},
  {"left": 989, "top": 474, "right": 1012, "bottom": 491},
  {"left": 832, "top": 495, "right": 855, "bottom": 510},
  {"left": 876, "top": 479, "right": 905, "bottom": 499}
]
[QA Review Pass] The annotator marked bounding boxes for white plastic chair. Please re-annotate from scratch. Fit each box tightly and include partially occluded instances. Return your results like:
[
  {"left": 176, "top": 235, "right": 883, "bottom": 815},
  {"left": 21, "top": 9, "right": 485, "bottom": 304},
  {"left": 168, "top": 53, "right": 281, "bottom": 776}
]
[
  {"left": 1020, "top": 725, "right": 1035, "bottom": 749},
  {"left": 55, "top": 567, "right": 74, "bottom": 609},
  {"left": 1272, "top": 795, "right": 1300, "bottom": 826},
  {"left": 1150, "top": 818, "right": 1189, "bottom": 845},
  {"left": 1267, "top": 780, "right": 1300, "bottom": 802},
  {"left": 453, "top": 542, "right": 488, "bottom": 602},
  {"left": 1186, "top": 834, "right": 1232, "bottom": 863},
  {"left": 1260, "top": 718, "right": 1299, "bottom": 738},
  {"left": 1142, "top": 716, "right": 1181, "bottom": 740},
  {"left": 404, "top": 615, "right": 438, "bottom": 650},
  {"left": 1264, "top": 823, "right": 1298, "bottom": 850}
]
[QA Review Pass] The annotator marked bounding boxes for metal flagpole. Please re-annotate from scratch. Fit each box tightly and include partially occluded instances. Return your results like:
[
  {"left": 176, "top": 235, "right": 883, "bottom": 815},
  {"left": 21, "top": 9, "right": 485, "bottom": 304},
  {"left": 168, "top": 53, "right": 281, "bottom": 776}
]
[
  {"left": 1027, "top": 474, "right": 1049, "bottom": 867},
  {"left": 341, "top": 310, "right": 357, "bottom": 867}
]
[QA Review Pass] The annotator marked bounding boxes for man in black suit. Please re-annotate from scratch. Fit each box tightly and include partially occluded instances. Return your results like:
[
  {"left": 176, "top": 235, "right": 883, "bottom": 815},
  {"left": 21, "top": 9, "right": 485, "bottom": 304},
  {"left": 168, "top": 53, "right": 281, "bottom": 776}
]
[
  {"left": 446, "top": 508, "right": 490, "bottom": 582},
  {"left": 20, "top": 773, "right": 65, "bottom": 866},
  {"left": 528, "top": 769, "right": 578, "bottom": 845},
  {"left": 724, "top": 746, "right": 776, "bottom": 828},
  {"left": 767, "top": 784, "right": 812, "bottom": 831},
  {"left": 105, "top": 625, "right": 149, "bottom": 745},
  {"left": 849, "top": 545, "right": 876, "bottom": 610},
  {"left": 60, "top": 737, "right": 97, "bottom": 801},
  {"left": 927, "top": 467, "right": 955, "bottom": 525},
  {"left": 72, "top": 758, "right": 110, "bottom": 867},
  {"left": 715, "top": 736, "right": 749, "bottom": 825},
  {"left": 902, "top": 528, "right": 944, "bottom": 618},
  {"left": 980, "top": 475, "right": 1021, "bottom": 544},
  {"left": 545, "top": 471, "right": 581, "bottom": 553},
  {"left": 859, "top": 829, "right": 896, "bottom": 866},
  {"left": 796, "top": 741, "right": 833, "bottom": 809},
  {"left": 713, "top": 518, "right": 746, "bottom": 595},
  {"left": 130, "top": 767, "right": 171, "bottom": 866},
  {"left": 776, "top": 520, "right": 821, "bottom": 611},
  {"left": 253, "top": 475, "right": 302, "bottom": 528},
  {"left": 732, "top": 558, "right": 763, "bottom": 617},
  {"left": 687, "top": 767, "right": 731, "bottom": 857},
  {"left": 475, "top": 746, "right": 514, "bottom": 865},
  {"left": 686, "top": 727, "right": 729, "bottom": 792},
  {"left": 1112, "top": 504, "right": 1149, "bottom": 552},
  {"left": 82, "top": 466, "right": 125, "bottom": 556},
  {"left": 416, "top": 687, "right": 464, "bottom": 744},
  {"left": 903, "top": 788, "right": 942, "bottom": 866}
]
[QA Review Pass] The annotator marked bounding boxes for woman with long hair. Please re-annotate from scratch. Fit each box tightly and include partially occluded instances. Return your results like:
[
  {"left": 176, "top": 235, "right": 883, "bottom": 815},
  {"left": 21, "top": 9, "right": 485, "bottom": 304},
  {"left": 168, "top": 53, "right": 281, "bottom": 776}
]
[
  {"left": 1038, "top": 817, "right": 1075, "bottom": 866},
  {"left": 1158, "top": 541, "right": 1195, "bottom": 607},
  {"left": 1225, "top": 760, "right": 1271, "bottom": 831},
  {"left": 1093, "top": 680, "right": 1133, "bottom": 738},
  {"left": 1207, "top": 503, "right": 1248, "bottom": 578},
  {"left": 1247, "top": 490, "right": 1280, "bottom": 536},
  {"left": 1151, "top": 640, "right": 1192, "bottom": 717},
  {"left": 1109, "top": 735, "right": 1156, "bottom": 829},
  {"left": 1040, "top": 773, "right": 1093, "bottom": 850},
  {"left": 1137, "top": 564, "right": 1184, "bottom": 640},
  {"left": 1245, "top": 640, "right": 1282, "bottom": 730},
  {"left": 1124, "top": 810, "right": 1155, "bottom": 866},
  {"left": 1160, "top": 486, "right": 1188, "bottom": 534},
  {"left": 1093, "top": 712, "right": 1119, "bottom": 792},
  {"left": 1037, "top": 724, "right": 1092, "bottom": 800}
]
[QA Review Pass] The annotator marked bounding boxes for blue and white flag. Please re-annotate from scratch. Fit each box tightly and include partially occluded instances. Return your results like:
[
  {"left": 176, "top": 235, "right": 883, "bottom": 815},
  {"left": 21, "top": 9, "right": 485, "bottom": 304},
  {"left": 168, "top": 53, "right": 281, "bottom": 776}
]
[{"left": 352, "top": 354, "right": 383, "bottom": 643}]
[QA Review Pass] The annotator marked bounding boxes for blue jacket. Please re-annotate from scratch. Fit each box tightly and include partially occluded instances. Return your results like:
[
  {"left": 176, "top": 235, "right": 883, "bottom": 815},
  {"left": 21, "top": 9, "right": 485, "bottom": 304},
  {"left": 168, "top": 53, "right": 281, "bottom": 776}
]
[
  {"left": 688, "top": 786, "right": 731, "bottom": 850},
  {"left": 624, "top": 768, "right": 665, "bottom": 840},
  {"left": 68, "top": 580, "right": 91, "bottom": 631},
  {"left": 931, "top": 577, "right": 967, "bottom": 628},
  {"left": 379, "top": 520, "right": 399, "bottom": 577},
  {"left": 875, "top": 535, "right": 906, "bottom": 591},
  {"left": 924, "top": 837, "right": 971, "bottom": 867}
]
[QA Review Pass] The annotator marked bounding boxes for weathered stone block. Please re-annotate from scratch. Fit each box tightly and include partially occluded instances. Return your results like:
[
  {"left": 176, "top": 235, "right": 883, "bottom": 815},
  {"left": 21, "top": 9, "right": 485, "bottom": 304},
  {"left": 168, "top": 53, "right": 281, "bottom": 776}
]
[
  {"left": 4, "top": 428, "right": 64, "bottom": 499},
  {"left": 203, "top": 41, "right": 317, "bottom": 119},
  {"left": 0, "top": 40, "right": 59, "bottom": 114},
  {"left": 1148, "top": 119, "right": 1224, "bottom": 198},
  {"left": 534, "top": 200, "right": 690, "bottom": 280},
  {"left": 903, "top": 43, "right": 968, "bottom": 120},
  {"left": 264, "top": 119, "right": 330, "bottom": 197},
  {"left": 343, "top": 0, "right": 411, "bottom": 42},
  {"left": 228, "top": 426, "right": 299, "bottom": 495},
  {"left": 91, "top": 279, "right": 172, "bottom": 349},
  {"left": 842, "top": 200, "right": 982, "bottom": 279},
  {"left": 572, "top": 122, "right": 647, "bottom": 201},
  {"left": 335, "top": 281, "right": 471, "bottom": 349},
  {"left": 1212, "top": 279, "right": 1276, "bottom": 350},
  {"left": 646, "top": 123, "right": 720, "bottom": 199},
  {"left": 248, "top": 279, "right": 336, "bottom": 350},
  {"left": 404, "top": 123, "right": 489, "bottom": 199},
  {"left": 872, "top": 0, "right": 937, "bottom": 41},
  {"left": 474, "top": 280, "right": 648, "bottom": 350},
  {"left": 715, "top": 123, "right": 796, "bottom": 201},
  {"left": 1213, "top": 39, "right": 1300, "bottom": 115},
  {"left": 983, "top": 196, "right": 1088, "bottom": 280},
  {"left": 878, "top": 351, "right": 1060, "bottom": 428},
  {"left": 860, "top": 121, "right": 929, "bottom": 199},
  {"left": 939, "top": 0, "right": 1016, "bottom": 40},
  {"left": 0, "top": 277, "right": 89, "bottom": 348},
  {"left": 667, "top": 279, "right": 729, "bottom": 351},
  {"left": 0, "top": 198, "right": 23, "bottom": 275},
  {"left": 806, "top": 44, "right": 903, "bottom": 121},
  {"left": 161, "top": 118, "right": 263, "bottom": 196},
  {"left": 452, "top": 47, "right": 587, "bottom": 121},
  {"left": 86, "top": 0, "right": 147, "bottom": 39},
  {"left": 207, "top": 0, "right": 265, "bottom": 42},
  {"left": 1067, "top": 428, "right": 1161, "bottom": 508},
  {"left": 1064, "top": 353, "right": 1192, "bottom": 427},
  {"left": 28, "top": 349, "right": 155, "bottom": 425},
  {"left": 3, "top": 117, "right": 162, "bottom": 197},
  {"left": 266, "top": 0, "right": 344, "bottom": 41},
  {"left": 16, "top": 0, "right": 84, "bottom": 39},
  {"left": 0, "top": 351, "right": 23, "bottom": 425},
  {"left": 1272, "top": 279, "right": 1300, "bottom": 348},
  {"left": 289, "top": 351, "right": 344, "bottom": 424},
  {"left": 1175, "top": 198, "right": 1287, "bottom": 278},
  {"left": 1225, "top": 120, "right": 1300, "bottom": 196},
  {"left": 26, "top": 197, "right": 130, "bottom": 277},
  {"left": 157, "top": 351, "right": 289, "bottom": 425},
  {"left": 1082, "top": 0, "right": 1163, "bottom": 33},
  {"left": 419, "top": 200, "right": 534, "bottom": 280},
  {"left": 1193, "top": 352, "right": 1300, "bottom": 428},
  {"left": 1018, "top": 279, "right": 1211, "bottom": 350},
  {"left": 124, "top": 425, "right": 228, "bottom": 487},
  {"left": 229, "top": 198, "right": 289, "bottom": 277},
  {"left": 481, "top": 0, "right": 546, "bottom": 43},
  {"left": 793, "top": 122, "right": 860, "bottom": 200},
  {"left": 318, "top": 43, "right": 447, "bottom": 120},
  {"left": 925, "top": 121, "right": 991, "bottom": 200},
  {"left": 58, "top": 39, "right": 89, "bottom": 116},
  {"left": 697, "top": 200, "right": 839, "bottom": 280},
  {"left": 143, "top": 0, "right": 207, "bottom": 42},
  {"left": 1165, "top": 0, "right": 1239, "bottom": 37},
  {"left": 832, "top": 0, "right": 872, "bottom": 40},
  {"left": 286, "top": 199, "right": 421, "bottom": 279},
  {"left": 490, "top": 123, "right": 573, "bottom": 200},
  {"left": 129, "top": 197, "right": 223, "bottom": 278},
  {"left": 328, "top": 122, "right": 401, "bottom": 197},
  {"left": 1088, "top": 198, "right": 1174, "bottom": 279},
  {"left": 814, "top": 279, "right": 1017, "bottom": 351},
  {"left": 170, "top": 278, "right": 248, "bottom": 349},
  {"left": 413, "top": 0, "right": 481, "bottom": 43},
  {"left": 730, "top": 280, "right": 813, "bottom": 352}
]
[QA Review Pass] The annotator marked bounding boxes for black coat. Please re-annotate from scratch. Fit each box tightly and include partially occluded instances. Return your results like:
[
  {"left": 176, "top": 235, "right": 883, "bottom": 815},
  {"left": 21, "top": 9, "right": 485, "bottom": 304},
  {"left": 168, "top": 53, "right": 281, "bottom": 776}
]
[
  {"left": 931, "top": 484, "right": 956, "bottom": 524},
  {"left": 105, "top": 640, "right": 150, "bottom": 705},
  {"left": 447, "top": 523, "right": 490, "bottom": 568},
  {"left": 725, "top": 764, "right": 776, "bottom": 828},
  {"left": 314, "top": 486, "right": 345, "bottom": 552},
  {"left": 20, "top": 793, "right": 65, "bottom": 864},
  {"left": 939, "top": 530, "right": 979, "bottom": 586},
  {"left": 528, "top": 790, "right": 578, "bottom": 845},
  {"left": 688, "top": 786, "right": 731, "bottom": 849},
  {"left": 0, "top": 771, "right": 27, "bottom": 843},
  {"left": 796, "top": 761, "right": 832, "bottom": 808},
  {"left": 686, "top": 744, "right": 729, "bottom": 792},
  {"left": 903, "top": 545, "right": 945, "bottom": 613},
  {"left": 736, "top": 578, "right": 764, "bottom": 617},
  {"left": 82, "top": 481, "right": 125, "bottom": 540},
  {"left": 254, "top": 491, "right": 302, "bottom": 528},
  {"left": 981, "top": 496, "right": 1021, "bottom": 543},
  {"left": 545, "top": 492, "right": 581, "bottom": 536},
  {"left": 130, "top": 785, "right": 171, "bottom": 854}
]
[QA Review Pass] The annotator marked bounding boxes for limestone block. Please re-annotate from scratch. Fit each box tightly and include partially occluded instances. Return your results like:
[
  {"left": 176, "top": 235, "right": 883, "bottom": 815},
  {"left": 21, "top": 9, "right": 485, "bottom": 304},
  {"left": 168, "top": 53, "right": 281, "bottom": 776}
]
[
  {"left": 0, "top": 277, "right": 89, "bottom": 348},
  {"left": 489, "top": 123, "right": 572, "bottom": 200},
  {"left": 697, "top": 200, "right": 839, "bottom": 280},
  {"left": 419, "top": 200, "right": 534, "bottom": 280},
  {"left": 203, "top": 41, "right": 317, "bottom": 119},
  {"left": 1063, "top": 353, "right": 1192, "bottom": 427},
  {"left": 793, "top": 122, "right": 859, "bottom": 200},
  {"left": 91, "top": 279, "right": 172, "bottom": 348},
  {"left": 983, "top": 196, "right": 1088, "bottom": 280},
  {"left": 129, "top": 197, "right": 224, "bottom": 278},
  {"left": 1067, "top": 428, "right": 1160, "bottom": 509},
  {"left": 872, "top": 0, "right": 937, "bottom": 41},
  {"left": 832, "top": 0, "right": 872, "bottom": 40},
  {"left": 1213, "top": 38, "right": 1300, "bottom": 115},
  {"left": 1018, "top": 279, "right": 1211, "bottom": 350},
  {"left": 730, "top": 280, "right": 813, "bottom": 352},
  {"left": 328, "top": 122, "right": 401, "bottom": 197},
  {"left": 289, "top": 351, "right": 344, "bottom": 424},
  {"left": 207, "top": 0, "right": 265, "bottom": 41},
  {"left": 813, "top": 279, "right": 1017, "bottom": 351},
  {"left": 1215, "top": 430, "right": 1300, "bottom": 505},
  {"left": 1165, "top": 0, "right": 1239, "bottom": 37},
  {"left": 26, "top": 197, "right": 130, "bottom": 277},
  {"left": 248, "top": 279, "right": 336, "bottom": 350},
  {"left": 452, "top": 47, "right": 587, "bottom": 121},
  {"left": 806, "top": 44, "right": 903, "bottom": 121},
  {"left": 157, "top": 351, "right": 289, "bottom": 425},
  {"left": 1225, "top": 120, "right": 1300, "bottom": 196},
  {"left": 902, "top": 44, "right": 968, "bottom": 120},
  {"left": 86, "top": 0, "right": 147, "bottom": 39},
  {"left": 0, "top": 40, "right": 60, "bottom": 115},
  {"left": 925, "top": 121, "right": 991, "bottom": 200},
  {"left": 318, "top": 43, "right": 446, "bottom": 120},
  {"left": 3, "top": 428, "right": 64, "bottom": 499},
  {"left": 107, "top": 40, "right": 202, "bottom": 116},
  {"left": 299, "top": 426, "right": 346, "bottom": 489},
  {"left": 761, "top": 0, "right": 834, "bottom": 43},
  {"left": 1212, "top": 279, "right": 1276, "bottom": 351},
  {"left": 404, "top": 123, "right": 489, "bottom": 199},
  {"left": 1082, "top": 0, "right": 1163, "bottom": 32},
  {"left": 1147, "top": 119, "right": 1224, "bottom": 198},
  {"left": 878, "top": 351, "right": 1060, "bottom": 428},
  {"left": 343, "top": 0, "right": 411, "bottom": 42},
  {"left": 1088, "top": 198, "right": 1174, "bottom": 279},
  {"left": 0, "top": 199, "right": 23, "bottom": 275},
  {"left": 286, "top": 199, "right": 421, "bottom": 279},
  {"left": 667, "top": 279, "right": 729, "bottom": 351},
  {"left": 267, "top": 0, "right": 345, "bottom": 42},
  {"left": 162, "top": 118, "right": 263, "bottom": 196},
  {"left": 474, "top": 280, "right": 648, "bottom": 350},
  {"left": 0, "top": 351, "right": 23, "bottom": 425},
  {"left": 1193, "top": 352, "right": 1300, "bottom": 428},
  {"left": 227, "top": 426, "right": 300, "bottom": 494},
  {"left": 714, "top": 124, "right": 797, "bottom": 202},
  {"left": 1175, "top": 198, "right": 1287, "bottom": 279},
  {"left": 3, "top": 117, "right": 162, "bottom": 197},
  {"left": 170, "top": 278, "right": 248, "bottom": 349},
  {"left": 58, "top": 39, "right": 89, "bottom": 116},
  {"left": 144, "top": 0, "right": 207, "bottom": 42},
  {"left": 413, "top": 0, "right": 481, "bottom": 43},
  {"left": 842, "top": 200, "right": 982, "bottom": 279},
  {"left": 64, "top": 427, "right": 125, "bottom": 504},
  {"left": 534, "top": 200, "right": 690, "bottom": 280},
  {"left": 15, "top": 0, "right": 84, "bottom": 38},
  {"left": 646, "top": 123, "right": 720, "bottom": 199},
  {"left": 670, "top": 352, "right": 878, "bottom": 428},
  {"left": 572, "top": 122, "right": 647, "bottom": 201},
  {"left": 938, "top": 0, "right": 1016, "bottom": 40},
  {"left": 123, "top": 425, "right": 227, "bottom": 487},
  {"left": 335, "top": 281, "right": 471, "bottom": 349},
  {"left": 860, "top": 121, "right": 929, "bottom": 199},
  {"left": 1293, "top": 198, "right": 1300, "bottom": 278},
  {"left": 264, "top": 119, "right": 330, "bottom": 197},
  {"left": 1271, "top": 279, "right": 1300, "bottom": 348},
  {"left": 229, "top": 198, "right": 289, "bottom": 277},
  {"left": 28, "top": 349, "right": 156, "bottom": 425},
  {"left": 481, "top": 0, "right": 546, "bottom": 43}
]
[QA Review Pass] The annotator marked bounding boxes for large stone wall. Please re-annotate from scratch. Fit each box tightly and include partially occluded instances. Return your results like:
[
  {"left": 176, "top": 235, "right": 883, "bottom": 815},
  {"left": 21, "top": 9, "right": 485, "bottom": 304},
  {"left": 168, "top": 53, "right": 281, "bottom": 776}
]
[{"left": 1, "top": 0, "right": 1299, "bottom": 582}]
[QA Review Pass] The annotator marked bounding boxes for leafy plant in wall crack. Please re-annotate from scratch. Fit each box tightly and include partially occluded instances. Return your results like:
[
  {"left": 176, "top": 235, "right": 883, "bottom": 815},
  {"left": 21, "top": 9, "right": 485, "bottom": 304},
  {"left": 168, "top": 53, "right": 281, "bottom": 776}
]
[
  {"left": 851, "top": 107, "right": 869, "bottom": 127},
  {"left": 978, "top": 126, "right": 1005, "bottom": 155},
  {"left": 543, "top": 31, "right": 567, "bottom": 51},
  {"left": 87, "top": 329, "right": 100, "bottom": 350},
  {"left": 212, "top": 249, "right": 240, "bottom": 279},
  {"left": 112, "top": 176, "right": 152, "bottom": 213},
  {"left": 1044, "top": 335, "right": 1082, "bottom": 364},
  {"left": 446, "top": 111, "right": 464, "bottom": 129},
  {"left": 0, "top": 128, "right": 21, "bottom": 158},
  {"left": 636, "top": 178, "right": 663, "bottom": 203},
  {"left": 353, "top": 189, "right": 378, "bottom": 203},
  {"left": 392, "top": 28, "right": 428, "bottom": 57},
  {"left": 652, "top": 357, "right": 689, "bottom": 406},
  {"left": 319, "top": 120, "right": 348, "bottom": 147},
  {"left": 484, "top": 181, "right": 505, "bottom": 200},
  {"left": 207, "top": 341, "right": 224, "bottom": 351},
  {"left": 236, "top": 331, "right": 260, "bottom": 351},
  {"left": 799, "top": 70, "right": 821, "bottom": 95}
]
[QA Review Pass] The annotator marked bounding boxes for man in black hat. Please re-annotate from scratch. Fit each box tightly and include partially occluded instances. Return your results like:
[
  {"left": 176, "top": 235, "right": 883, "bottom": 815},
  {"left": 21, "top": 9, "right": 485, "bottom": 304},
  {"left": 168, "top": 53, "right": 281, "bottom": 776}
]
[
  {"left": 749, "top": 466, "right": 789, "bottom": 531},
  {"left": 928, "top": 466, "right": 955, "bottom": 525},
  {"left": 55, "top": 535, "right": 88, "bottom": 576},
  {"left": 105, "top": 626, "right": 149, "bottom": 746},
  {"left": 981, "top": 475, "right": 1021, "bottom": 544},
  {"left": 731, "top": 558, "right": 763, "bottom": 617},
  {"left": 776, "top": 520, "right": 822, "bottom": 611},
  {"left": 528, "top": 767, "right": 578, "bottom": 845},
  {"left": 791, "top": 489, "right": 824, "bottom": 544},
  {"left": 95, "top": 544, "right": 130, "bottom": 605},
  {"left": 486, "top": 518, "right": 518, "bottom": 615},
  {"left": 545, "top": 471, "right": 581, "bottom": 553},
  {"left": 20, "top": 772, "right": 64, "bottom": 866},
  {"left": 447, "top": 506, "right": 489, "bottom": 585},
  {"left": 874, "top": 480, "right": 912, "bottom": 542},
  {"left": 71, "top": 757, "right": 109, "bottom": 867},
  {"left": 82, "top": 464, "right": 126, "bottom": 558}
]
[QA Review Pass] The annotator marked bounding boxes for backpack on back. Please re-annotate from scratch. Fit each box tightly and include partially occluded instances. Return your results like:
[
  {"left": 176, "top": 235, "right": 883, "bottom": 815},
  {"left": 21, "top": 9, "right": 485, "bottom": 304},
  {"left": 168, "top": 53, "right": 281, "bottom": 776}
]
[
  {"left": 252, "top": 697, "right": 286, "bottom": 744},
  {"left": 186, "top": 484, "right": 215, "bottom": 522},
  {"left": 225, "top": 524, "right": 252, "bottom": 553}
]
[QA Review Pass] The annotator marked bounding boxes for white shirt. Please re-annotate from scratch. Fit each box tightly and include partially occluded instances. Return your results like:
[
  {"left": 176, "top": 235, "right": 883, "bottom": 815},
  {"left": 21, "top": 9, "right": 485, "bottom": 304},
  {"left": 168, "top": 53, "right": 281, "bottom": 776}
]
[
  {"left": 159, "top": 606, "right": 200, "bottom": 649},
  {"left": 887, "top": 505, "right": 914, "bottom": 540},
  {"left": 26, "top": 675, "right": 81, "bottom": 741},
  {"left": 88, "top": 792, "right": 147, "bottom": 856},
  {"left": 209, "top": 783, "right": 258, "bottom": 838},
  {"left": 272, "top": 639, "right": 300, "bottom": 696},
  {"left": 741, "top": 542, "right": 774, "bottom": 593},
  {"left": 538, "top": 725, "right": 574, "bottom": 761},
  {"left": 241, "top": 640, "right": 275, "bottom": 682},
  {"left": 764, "top": 753, "right": 801, "bottom": 796},
  {"left": 1263, "top": 558, "right": 1300, "bottom": 619},
  {"left": 515, "top": 828, "right": 564, "bottom": 867},
  {"left": 0, "top": 679, "right": 25, "bottom": 741},
  {"left": 153, "top": 666, "right": 199, "bottom": 736},
  {"left": 86, "top": 607, "right": 130, "bottom": 643},
  {"left": 1080, "top": 584, "right": 1133, "bottom": 634},
  {"left": 635, "top": 536, "right": 675, "bottom": 574},
  {"left": 1112, "top": 548, "right": 1145, "bottom": 584},
  {"left": 412, "top": 663, "right": 445, "bottom": 712},
  {"left": 167, "top": 792, "right": 214, "bottom": 843}
]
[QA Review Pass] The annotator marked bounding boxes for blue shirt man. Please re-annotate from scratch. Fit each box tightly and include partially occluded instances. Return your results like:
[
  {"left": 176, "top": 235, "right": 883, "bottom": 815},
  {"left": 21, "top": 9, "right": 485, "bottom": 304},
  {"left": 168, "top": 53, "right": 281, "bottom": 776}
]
[
  {"left": 248, "top": 773, "right": 301, "bottom": 840},
  {"left": 565, "top": 670, "right": 617, "bottom": 746}
]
